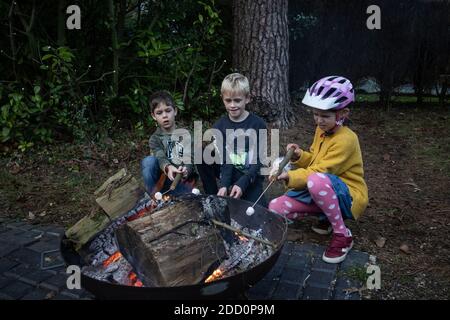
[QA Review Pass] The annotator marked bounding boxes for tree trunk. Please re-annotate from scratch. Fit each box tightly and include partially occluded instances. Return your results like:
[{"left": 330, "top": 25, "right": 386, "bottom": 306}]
[
  {"left": 57, "top": 0, "right": 66, "bottom": 46},
  {"left": 108, "top": 0, "right": 119, "bottom": 96},
  {"left": 232, "top": 0, "right": 294, "bottom": 128}
]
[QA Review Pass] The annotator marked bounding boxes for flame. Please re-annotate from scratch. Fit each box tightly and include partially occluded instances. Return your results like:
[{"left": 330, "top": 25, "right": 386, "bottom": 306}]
[
  {"left": 103, "top": 251, "right": 122, "bottom": 267},
  {"left": 205, "top": 268, "right": 225, "bottom": 283},
  {"left": 127, "top": 205, "right": 152, "bottom": 222},
  {"left": 128, "top": 272, "right": 143, "bottom": 287},
  {"left": 235, "top": 232, "right": 249, "bottom": 242}
]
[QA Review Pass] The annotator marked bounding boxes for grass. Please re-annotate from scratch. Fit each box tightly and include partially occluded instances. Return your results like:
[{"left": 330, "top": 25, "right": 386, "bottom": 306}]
[{"left": 340, "top": 265, "right": 368, "bottom": 284}]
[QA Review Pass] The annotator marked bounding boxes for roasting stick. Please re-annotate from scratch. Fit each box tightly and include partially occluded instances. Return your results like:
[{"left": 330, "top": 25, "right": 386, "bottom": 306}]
[
  {"left": 245, "top": 147, "right": 295, "bottom": 215},
  {"left": 154, "top": 172, "right": 183, "bottom": 200},
  {"left": 210, "top": 219, "right": 276, "bottom": 248}
]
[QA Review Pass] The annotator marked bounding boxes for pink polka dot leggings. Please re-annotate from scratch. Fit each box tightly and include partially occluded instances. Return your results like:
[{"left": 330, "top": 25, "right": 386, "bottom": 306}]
[{"left": 268, "top": 173, "right": 348, "bottom": 236}]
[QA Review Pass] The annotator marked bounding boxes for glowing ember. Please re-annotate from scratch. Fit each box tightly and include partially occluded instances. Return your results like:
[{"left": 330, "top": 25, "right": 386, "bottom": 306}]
[
  {"left": 205, "top": 268, "right": 225, "bottom": 283},
  {"left": 234, "top": 232, "right": 249, "bottom": 242},
  {"left": 103, "top": 251, "right": 122, "bottom": 267},
  {"left": 128, "top": 272, "right": 144, "bottom": 287},
  {"left": 163, "top": 195, "right": 171, "bottom": 202}
]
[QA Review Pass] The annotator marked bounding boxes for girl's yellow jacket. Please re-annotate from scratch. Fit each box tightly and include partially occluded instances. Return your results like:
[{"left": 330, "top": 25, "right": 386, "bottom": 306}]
[{"left": 287, "top": 126, "right": 369, "bottom": 219}]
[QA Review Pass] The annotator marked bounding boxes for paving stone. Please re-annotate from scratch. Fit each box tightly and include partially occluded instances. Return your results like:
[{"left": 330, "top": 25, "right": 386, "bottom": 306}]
[
  {"left": 285, "top": 253, "right": 310, "bottom": 270},
  {"left": 41, "top": 250, "right": 65, "bottom": 270},
  {"left": 247, "top": 279, "right": 278, "bottom": 299},
  {"left": 279, "top": 267, "right": 307, "bottom": 285},
  {"left": 3, "top": 264, "right": 35, "bottom": 279},
  {"left": 271, "top": 281, "right": 302, "bottom": 300},
  {"left": 0, "top": 225, "right": 9, "bottom": 234},
  {"left": 6, "top": 248, "right": 41, "bottom": 267},
  {"left": 333, "top": 278, "right": 363, "bottom": 300},
  {"left": 39, "top": 273, "right": 69, "bottom": 292},
  {"left": 0, "top": 274, "right": 15, "bottom": 289},
  {"left": 26, "top": 240, "right": 60, "bottom": 254},
  {"left": 281, "top": 241, "right": 296, "bottom": 255},
  {"left": 306, "top": 270, "right": 337, "bottom": 290},
  {"left": 52, "top": 293, "right": 75, "bottom": 300},
  {"left": 21, "top": 288, "right": 56, "bottom": 300},
  {"left": 264, "top": 253, "right": 290, "bottom": 279},
  {"left": 0, "top": 258, "right": 19, "bottom": 273},
  {"left": 295, "top": 243, "right": 324, "bottom": 257},
  {"left": 19, "top": 269, "right": 55, "bottom": 286},
  {"left": 303, "top": 286, "right": 332, "bottom": 300},
  {"left": 32, "top": 225, "right": 65, "bottom": 237},
  {"left": 311, "top": 258, "right": 339, "bottom": 273},
  {"left": 60, "top": 288, "right": 86, "bottom": 299},
  {"left": 0, "top": 229, "right": 42, "bottom": 248},
  {"left": 0, "top": 281, "right": 34, "bottom": 299},
  {"left": 0, "top": 228, "right": 28, "bottom": 239},
  {"left": 340, "top": 250, "right": 369, "bottom": 270},
  {"left": 6, "top": 222, "right": 37, "bottom": 231},
  {"left": 0, "top": 242, "right": 21, "bottom": 257}
]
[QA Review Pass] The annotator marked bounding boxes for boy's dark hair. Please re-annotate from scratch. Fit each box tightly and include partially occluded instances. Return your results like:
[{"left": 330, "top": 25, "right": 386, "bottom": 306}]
[{"left": 149, "top": 91, "right": 176, "bottom": 113}]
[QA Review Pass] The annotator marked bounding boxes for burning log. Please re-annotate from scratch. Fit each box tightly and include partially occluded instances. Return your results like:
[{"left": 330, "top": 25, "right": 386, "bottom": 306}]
[{"left": 115, "top": 195, "right": 233, "bottom": 287}]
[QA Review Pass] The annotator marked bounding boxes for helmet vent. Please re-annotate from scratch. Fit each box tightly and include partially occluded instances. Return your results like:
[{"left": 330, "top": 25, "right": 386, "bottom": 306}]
[{"left": 322, "top": 88, "right": 337, "bottom": 99}]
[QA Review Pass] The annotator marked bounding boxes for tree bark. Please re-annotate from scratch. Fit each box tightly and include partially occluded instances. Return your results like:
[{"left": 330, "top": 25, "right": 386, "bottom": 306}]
[
  {"left": 232, "top": 0, "right": 294, "bottom": 128},
  {"left": 115, "top": 196, "right": 229, "bottom": 287},
  {"left": 57, "top": 0, "right": 66, "bottom": 46},
  {"left": 108, "top": 0, "right": 120, "bottom": 96}
]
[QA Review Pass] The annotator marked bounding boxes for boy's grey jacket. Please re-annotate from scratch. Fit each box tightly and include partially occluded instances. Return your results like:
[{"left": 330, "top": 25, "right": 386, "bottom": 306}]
[{"left": 148, "top": 127, "right": 195, "bottom": 176}]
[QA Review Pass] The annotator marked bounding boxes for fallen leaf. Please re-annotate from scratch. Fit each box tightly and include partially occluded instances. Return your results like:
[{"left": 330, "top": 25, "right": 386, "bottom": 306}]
[
  {"left": 28, "top": 212, "right": 35, "bottom": 220},
  {"left": 45, "top": 291, "right": 56, "bottom": 300},
  {"left": 400, "top": 244, "right": 411, "bottom": 254},
  {"left": 9, "top": 162, "right": 22, "bottom": 174},
  {"left": 403, "top": 182, "right": 421, "bottom": 192},
  {"left": 375, "top": 237, "right": 386, "bottom": 248}
]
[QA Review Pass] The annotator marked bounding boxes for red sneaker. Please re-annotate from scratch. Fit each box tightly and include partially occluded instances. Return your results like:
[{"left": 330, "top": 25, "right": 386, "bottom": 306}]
[{"left": 322, "top": 232, "right": 353, "bottom": 264}]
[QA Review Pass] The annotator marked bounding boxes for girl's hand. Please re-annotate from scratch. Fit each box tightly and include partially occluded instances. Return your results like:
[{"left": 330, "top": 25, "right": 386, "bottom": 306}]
[
  {"left": 229, "top": 185, "right": 243, "bottom": 199},
  {"left": 277, "top": 172, "right": 289, "bottom": 183},
  {"left": 217, "top": 187, "right": 228, "bottom": 197},
  {"left": 287, "top": 143, "right": 302, "bottom": 161}
]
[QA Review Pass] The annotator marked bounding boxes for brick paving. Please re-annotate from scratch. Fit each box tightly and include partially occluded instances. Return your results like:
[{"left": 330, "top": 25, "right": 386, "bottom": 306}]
[{"left": 0, "top": 218, "right": 369, "bottom": 300}]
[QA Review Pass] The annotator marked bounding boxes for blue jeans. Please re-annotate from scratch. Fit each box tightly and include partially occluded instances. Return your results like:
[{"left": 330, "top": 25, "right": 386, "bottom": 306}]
[{"left": 141, "top": 156, "right": 193, "bottom": 196}]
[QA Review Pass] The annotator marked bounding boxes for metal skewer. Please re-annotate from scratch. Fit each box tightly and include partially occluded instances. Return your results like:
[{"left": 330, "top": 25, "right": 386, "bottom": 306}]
[{"left": 245, "top": 147, "right": 295, "bottom": 215}]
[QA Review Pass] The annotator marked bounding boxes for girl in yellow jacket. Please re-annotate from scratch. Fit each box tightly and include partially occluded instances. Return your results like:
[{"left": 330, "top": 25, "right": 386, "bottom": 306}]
[{"left": 269, "top": 76, "right": 368, "bottom": 264}]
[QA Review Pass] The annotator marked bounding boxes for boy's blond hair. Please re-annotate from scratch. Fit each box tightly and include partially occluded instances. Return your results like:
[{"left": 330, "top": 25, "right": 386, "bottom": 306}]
[{"left": 221, "top": 73, "right": 250, "bottom": 96}]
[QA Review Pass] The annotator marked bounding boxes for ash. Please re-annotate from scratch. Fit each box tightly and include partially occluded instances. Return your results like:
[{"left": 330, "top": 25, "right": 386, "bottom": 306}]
[
  {"left": 81, "top": 194, "right": 274, "bottom": 287},
  {"left": 81, "top": 193, "right": 174, "bottom": 286},
  {"left": 216, "top": 219, "right": 274, "bottom": 279},
  {"left": 83, "top": 254, "right": 134, "bottom": 285}
]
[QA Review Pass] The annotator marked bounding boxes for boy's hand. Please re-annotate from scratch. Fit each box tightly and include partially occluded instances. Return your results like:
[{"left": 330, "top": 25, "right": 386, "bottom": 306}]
[
  {"left": 277, "top": 172, "right": 289, "bottom": 183},
  {"left": 180, "top": 166, "right": 188, "bottom": 179},
  {"left": 287, "top": 143, "right": 302, "bottom": 161},
  {"left": 229, "top": 185, "right": 242, "bottom": 199},
  {"left": 166, "top": 165, "right": 183, "bottom": 181},
  {"left": 217, "top": 187, "right": 228, "bottom": 197}
]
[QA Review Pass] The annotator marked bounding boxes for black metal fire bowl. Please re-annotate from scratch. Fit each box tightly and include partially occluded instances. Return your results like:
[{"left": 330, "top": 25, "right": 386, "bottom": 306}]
[{"left": 61, "top": 196, "right": 288, "bottom": 300}]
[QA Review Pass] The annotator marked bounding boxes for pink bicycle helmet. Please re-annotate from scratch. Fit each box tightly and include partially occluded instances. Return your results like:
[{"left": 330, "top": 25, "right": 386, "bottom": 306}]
[{"left": 302, "top": 76, "right": 355, "bottom": 110}]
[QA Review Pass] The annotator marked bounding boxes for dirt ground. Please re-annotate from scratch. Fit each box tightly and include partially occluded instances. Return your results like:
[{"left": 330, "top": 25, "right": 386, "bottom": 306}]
[{"left": 1, "top": 103, "right": 449, "bottom": 299}]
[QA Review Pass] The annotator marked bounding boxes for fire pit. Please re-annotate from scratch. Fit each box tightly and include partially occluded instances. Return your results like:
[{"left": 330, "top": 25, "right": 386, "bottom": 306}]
[{"left": 61, "top": 195, "right": 287, "bottom": 299}]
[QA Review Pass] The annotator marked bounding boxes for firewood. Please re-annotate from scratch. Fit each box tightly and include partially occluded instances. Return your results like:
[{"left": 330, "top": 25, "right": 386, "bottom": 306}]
[
  {"left": 115, "top": 195, "right": 230, "bottom": 287},
  {"left": 65, "top": 168, "right": 144, "bottom": 250}
]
